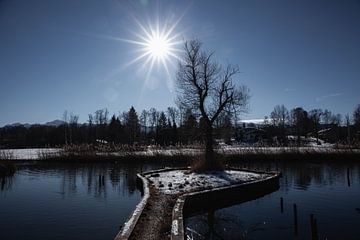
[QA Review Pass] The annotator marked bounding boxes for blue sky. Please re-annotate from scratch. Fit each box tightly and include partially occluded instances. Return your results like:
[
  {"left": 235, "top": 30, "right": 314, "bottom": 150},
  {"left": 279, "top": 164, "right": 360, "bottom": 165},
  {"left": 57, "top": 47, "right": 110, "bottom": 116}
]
[{"left": 1, "top": 0, "right": 359, "bottom": 126}]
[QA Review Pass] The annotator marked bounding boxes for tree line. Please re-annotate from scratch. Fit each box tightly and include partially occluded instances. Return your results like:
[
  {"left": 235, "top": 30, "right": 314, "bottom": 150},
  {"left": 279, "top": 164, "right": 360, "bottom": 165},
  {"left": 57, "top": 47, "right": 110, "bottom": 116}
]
[
  {"left": 0, "top": 105, "right": 236, "bottom": 148},
  {"left": 1, "top": 104, "right": 359, "bottom": 149},
  {"left": 263, "top": 104, "right": 360, "bottom": 146}
]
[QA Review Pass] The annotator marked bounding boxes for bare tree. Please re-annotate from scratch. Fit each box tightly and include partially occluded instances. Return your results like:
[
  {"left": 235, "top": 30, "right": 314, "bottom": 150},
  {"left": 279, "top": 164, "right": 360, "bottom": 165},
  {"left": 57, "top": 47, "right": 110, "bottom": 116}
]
[
  {"left": 148, "top": 108, "right": 158, "bottom": 134},
  {"left": 331, "top": 113, "right": 342, "bottom": 126},
  {"left": 88, "top": 114, "right": 94, "bottom": 143},
  {"left": 270, "top": 105, "right": 289, "bottom": 128},
  {"left": 69, "top": 112, "right": 79, "bottom": 144},
  {"left": 353, "top": 104, "right": 360, "bottom": 130},
  {"left": 322, "top": 109, "right": 332, "bottom": 125},
  {"left": 309, "top": 109, "right": 322, "bottom": 144},
  {"left": 176, "top": 39, "right": 249, "bottom": 169},
  {"left": 140, "top": 110, "right": 148, "bottom": 138},
  {"left": 167, "top": 107, "right": 179, "bottom": 126},
  {"left": 345, "top": 114, "right": 351, "bottom": 146},
  {"left": 63, "top": 110, "right": 69, "bottom": 145},
  {"left": 270, "top": 105, "right": 289, "bottom": 145}
]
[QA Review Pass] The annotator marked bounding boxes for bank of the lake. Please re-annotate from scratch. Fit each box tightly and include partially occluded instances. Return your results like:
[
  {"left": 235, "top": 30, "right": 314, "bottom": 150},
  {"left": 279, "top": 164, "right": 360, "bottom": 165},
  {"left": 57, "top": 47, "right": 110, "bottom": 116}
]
[{"left": 1, "top": 146, "right": 360, "bottom": 162}]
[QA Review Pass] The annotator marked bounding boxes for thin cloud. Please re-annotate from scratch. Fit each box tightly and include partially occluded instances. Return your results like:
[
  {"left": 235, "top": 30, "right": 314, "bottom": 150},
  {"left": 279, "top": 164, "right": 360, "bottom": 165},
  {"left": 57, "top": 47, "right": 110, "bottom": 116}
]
[{"left": 316, "top": 93, "right": 343, "bottom": 102}]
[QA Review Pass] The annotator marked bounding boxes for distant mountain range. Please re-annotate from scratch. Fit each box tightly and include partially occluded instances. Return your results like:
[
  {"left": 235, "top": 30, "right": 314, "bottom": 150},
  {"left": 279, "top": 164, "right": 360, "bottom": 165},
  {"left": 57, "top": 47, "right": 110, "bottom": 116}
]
[
  {"left": 45, "top": 120, "right": 66, "bottom": 127},
  {"left": 4, "top": 122, "right": 32, "bottom": 128},
  {"left": 4, "top": 120, "right": 66, "bottom": 128}
]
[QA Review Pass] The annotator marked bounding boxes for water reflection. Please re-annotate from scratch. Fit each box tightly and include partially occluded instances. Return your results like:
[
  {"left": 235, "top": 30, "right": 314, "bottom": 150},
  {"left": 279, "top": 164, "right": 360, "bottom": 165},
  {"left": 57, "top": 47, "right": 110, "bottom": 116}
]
[
  {"left": 2, "top": 160, "right": 360, "bottom": 239},
  {"left": 0, "top": 161, "right": 157, "bottom": 240},
  {"left": 187, "top": 210, "right": 270, "bottom": 240},
  {"left": 230, "top": 160, "right": 360, "bottom": 191},
  {"left": 187, "top": 160, "right": 360, "bottom": 240},
  {"left": 2, "top": 162, "right": 144, "bottom": 198},
  {"left": 1, "top": 175, "right": 13, "bottom": 191}
]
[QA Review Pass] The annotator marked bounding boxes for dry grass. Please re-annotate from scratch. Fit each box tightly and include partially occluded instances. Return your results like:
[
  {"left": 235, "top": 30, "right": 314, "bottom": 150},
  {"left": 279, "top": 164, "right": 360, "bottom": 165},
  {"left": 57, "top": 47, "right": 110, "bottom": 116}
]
[
  {"left": 2, "top": 144, "right": 356, "bottom": 164},
  {"left": 37, "top": 146, "right": 194, "bottom": 164},
  {"left": 223, "top": 148, "right": 360, "bottom": 162},
  {"left": 0, "top": 150, "right": 14, "bottom": 161}
]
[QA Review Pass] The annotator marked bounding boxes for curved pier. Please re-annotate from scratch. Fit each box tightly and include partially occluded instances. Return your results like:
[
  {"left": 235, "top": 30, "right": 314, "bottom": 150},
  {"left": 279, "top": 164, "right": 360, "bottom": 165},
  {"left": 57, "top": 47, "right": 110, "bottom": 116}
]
[{"left": 115, "top": 168, "right": 280, "bottom": 240}]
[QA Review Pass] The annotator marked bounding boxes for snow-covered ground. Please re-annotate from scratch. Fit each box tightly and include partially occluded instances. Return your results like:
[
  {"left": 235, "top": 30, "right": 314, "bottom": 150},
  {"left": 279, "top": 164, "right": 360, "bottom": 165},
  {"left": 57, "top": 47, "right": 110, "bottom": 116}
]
[
  {"left": 99, "top": 148, "right": 202, "bottom": 158},
  {"left": 0, "top": 148, "right": 62, "bottom": 160},
  {"left": 217, "top": 145, "right": 360, "bottom": 154},
  {"left": 1, "top": 144, "right": 358, "bottom": 160},
  {"left": 147, "top": 170, "right": 267, "bottom": 195}
]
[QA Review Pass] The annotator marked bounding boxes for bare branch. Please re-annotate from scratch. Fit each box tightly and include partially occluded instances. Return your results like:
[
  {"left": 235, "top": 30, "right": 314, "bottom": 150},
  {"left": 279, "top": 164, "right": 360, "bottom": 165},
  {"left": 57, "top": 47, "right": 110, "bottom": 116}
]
[{"left": 177, "top": 39, "right": 249, "bottom": 127}]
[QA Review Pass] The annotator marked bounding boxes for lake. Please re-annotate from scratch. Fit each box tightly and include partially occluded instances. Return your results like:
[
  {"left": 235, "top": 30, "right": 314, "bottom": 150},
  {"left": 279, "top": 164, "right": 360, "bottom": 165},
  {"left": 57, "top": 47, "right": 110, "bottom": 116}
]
[
  {"left": 186, "top": 160, "right": 360, "bottom": 240},
  {"left": 0, "top": 161, "right": 167, "bottom": 240},
  {"left": 1, "top": 160, "right": 360, "bottom": 239}
]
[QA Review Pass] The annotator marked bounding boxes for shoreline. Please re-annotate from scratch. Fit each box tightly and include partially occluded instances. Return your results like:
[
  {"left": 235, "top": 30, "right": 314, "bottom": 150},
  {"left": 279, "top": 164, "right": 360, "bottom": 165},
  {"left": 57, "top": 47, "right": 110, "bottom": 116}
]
[{"left": 2, "top": 146, "right": 360, "bottom": 162}]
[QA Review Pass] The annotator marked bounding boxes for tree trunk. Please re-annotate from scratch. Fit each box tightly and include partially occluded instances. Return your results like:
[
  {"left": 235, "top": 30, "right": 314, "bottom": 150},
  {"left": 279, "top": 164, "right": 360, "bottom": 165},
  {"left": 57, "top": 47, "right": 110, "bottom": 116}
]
[{"left": 204, "top": 124, "right": 220, "bottom": 170}]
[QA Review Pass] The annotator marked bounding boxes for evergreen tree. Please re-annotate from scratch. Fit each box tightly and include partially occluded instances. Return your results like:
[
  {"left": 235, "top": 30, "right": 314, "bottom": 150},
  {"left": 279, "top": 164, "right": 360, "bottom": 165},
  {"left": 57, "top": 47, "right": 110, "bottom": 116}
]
[{"left": 125, "top": 107, "right": 140, "bottom": 144}]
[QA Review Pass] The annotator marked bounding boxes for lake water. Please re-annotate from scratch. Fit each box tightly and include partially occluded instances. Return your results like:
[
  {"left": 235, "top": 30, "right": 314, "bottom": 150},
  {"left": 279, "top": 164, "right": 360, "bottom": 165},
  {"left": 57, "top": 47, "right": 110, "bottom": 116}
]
[
  {"left": 1, "top": 160, "right": 360, "bottom": 240},
  {"left": 186, "top": 160, "right": 360, "bottom": 240},
  {"left": 0, "top": 162, "right": 164, "bottom": 240}
]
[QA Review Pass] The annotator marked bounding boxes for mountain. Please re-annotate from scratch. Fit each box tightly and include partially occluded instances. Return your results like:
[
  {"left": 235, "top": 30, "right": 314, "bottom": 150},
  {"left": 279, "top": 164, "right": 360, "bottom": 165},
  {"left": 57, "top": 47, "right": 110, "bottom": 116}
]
[
  {"left": 5, "top": 122, "right": 32, "bottom": 128},
  {"left": 45, "top": 120, "right": 65, "bottom": 127},
  {"left": 3, "top": 120, "right": 65, "bottom": 128}
]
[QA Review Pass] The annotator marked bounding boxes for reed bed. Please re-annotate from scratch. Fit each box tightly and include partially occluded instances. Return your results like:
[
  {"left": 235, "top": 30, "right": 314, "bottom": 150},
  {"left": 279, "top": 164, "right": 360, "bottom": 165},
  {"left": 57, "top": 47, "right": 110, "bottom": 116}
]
[{"left": 34, "top": 143, "right": 360, "bottom": 163}]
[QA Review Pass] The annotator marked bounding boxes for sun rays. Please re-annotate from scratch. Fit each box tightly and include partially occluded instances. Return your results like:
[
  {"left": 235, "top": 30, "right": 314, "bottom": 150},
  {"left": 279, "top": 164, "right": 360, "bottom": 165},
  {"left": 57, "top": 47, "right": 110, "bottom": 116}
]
[{"left": 120, "top": 17, "right": 183, "bottom": 93}]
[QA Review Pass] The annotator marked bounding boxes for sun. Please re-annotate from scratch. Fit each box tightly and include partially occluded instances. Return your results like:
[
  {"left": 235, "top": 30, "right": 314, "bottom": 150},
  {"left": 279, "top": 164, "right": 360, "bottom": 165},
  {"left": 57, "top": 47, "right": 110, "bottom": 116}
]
[
  {"left": 123, "top": 20, "right": 182, "bottom": 75},
  {"left": 145, "top": 33, "right": 171, "bottom": 60},
  {"left": 118, "top": 17, "right": 184, "bottom": 92}
]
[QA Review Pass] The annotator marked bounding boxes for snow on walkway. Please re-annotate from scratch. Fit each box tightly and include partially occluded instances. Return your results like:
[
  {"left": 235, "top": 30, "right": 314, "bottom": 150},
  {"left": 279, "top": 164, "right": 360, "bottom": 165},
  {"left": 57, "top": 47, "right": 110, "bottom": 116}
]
[{"left": 147, "top": 169, "right": 267, "bottom": 195}]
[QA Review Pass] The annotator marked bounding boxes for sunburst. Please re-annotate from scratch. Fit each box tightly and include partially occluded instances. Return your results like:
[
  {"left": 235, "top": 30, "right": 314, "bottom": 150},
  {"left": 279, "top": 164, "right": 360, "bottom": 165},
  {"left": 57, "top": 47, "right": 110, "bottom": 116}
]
[
  {"left": 146, "top": 33, "right": 171, "bottom": 59},
  {"left": 122, "top": 18, "right": 183, "bottom": 92}
]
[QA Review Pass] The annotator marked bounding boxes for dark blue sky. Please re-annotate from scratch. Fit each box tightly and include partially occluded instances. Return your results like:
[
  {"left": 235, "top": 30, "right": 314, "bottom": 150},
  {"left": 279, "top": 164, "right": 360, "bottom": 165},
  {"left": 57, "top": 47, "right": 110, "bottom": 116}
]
[{"left": 1, "top": 0, "right": 359, "bottom": 126}]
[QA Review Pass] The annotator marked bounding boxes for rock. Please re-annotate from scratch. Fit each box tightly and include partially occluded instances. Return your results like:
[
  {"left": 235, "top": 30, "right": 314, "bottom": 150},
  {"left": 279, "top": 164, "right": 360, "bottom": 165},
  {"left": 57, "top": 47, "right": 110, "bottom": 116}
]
[
  {"left": 150, "top": 173, "right": 160, "bottom": 178},
  {"left": 159, "top": 184, "right": 164, "bottom": 188},
  {"left": 168, "top": 183, "right": 172, "bottom": 187}
]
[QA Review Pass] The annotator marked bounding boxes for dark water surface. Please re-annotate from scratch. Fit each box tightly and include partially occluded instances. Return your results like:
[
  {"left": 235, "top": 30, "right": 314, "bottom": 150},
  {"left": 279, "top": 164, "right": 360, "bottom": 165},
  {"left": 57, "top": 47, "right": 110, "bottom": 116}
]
[
  {"left": 186, "top": 161, "right": 360, "bottom": 240},
  {"left": 0, "top": 161, "right": 166, "bottom": 240},
  {"left": 1, "top": 161, "right": 360, "bottom": 240}
]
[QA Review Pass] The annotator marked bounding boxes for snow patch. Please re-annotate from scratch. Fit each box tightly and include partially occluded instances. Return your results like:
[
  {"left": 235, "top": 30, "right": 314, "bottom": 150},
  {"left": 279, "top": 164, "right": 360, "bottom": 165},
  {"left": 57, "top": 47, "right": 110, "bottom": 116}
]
[
  {"left": 115, "top": 174, "right": 150, "bottom": 239},
  {"left": 172, "top": 220, "right": 179, "bottom": 235},
  {"left": 147, "top": 170, "right": 267, "bottom": 195},
  {"left": 0, "top": 148, "right": 62, "bottom": 160}
]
